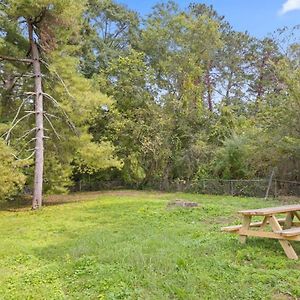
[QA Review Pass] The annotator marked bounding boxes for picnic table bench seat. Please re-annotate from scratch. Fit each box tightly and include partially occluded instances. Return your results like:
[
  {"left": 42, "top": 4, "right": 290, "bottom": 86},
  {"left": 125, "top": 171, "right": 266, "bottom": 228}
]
[
  {"left": 221, "top": 218, "right": 286, "bottom": 232},
  {"left": 274, "top": 227, "right": 300, "bottom": 237}
]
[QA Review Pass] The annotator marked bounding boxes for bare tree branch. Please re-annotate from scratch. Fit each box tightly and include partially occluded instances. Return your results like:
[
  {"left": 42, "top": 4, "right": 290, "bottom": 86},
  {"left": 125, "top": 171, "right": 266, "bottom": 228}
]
[
  {"left": 44, "top": 112, "right": 61, "bottom": 119},
  {"left": 11, "top": 96, "right": 30, "bottom": 126},
  {"left": 44, "top": 114, "right": 61, "bottom": 140},
  {"left": 0, "top": 55, "right": 33, "bottom": 64},
  {"left": 12, "top": 149, "right": 36, "bottom": 161},
  {"left": 42, "top": 92, "right": 60, "bottom": 106},
  {"left": 3, "top": 112, "right": 35, "bottom": 142},
  {"left": 17, "top": 127, "right": 37, "bottom": 141},
  {"left": 43, "top": 92, "right": 78, "bottom": 135},
  {"left": 16, "top": 137, "right": 37, "bottom": 156},
  {"left": 40, "top": 59, "right": 76, "bottom": 103}
]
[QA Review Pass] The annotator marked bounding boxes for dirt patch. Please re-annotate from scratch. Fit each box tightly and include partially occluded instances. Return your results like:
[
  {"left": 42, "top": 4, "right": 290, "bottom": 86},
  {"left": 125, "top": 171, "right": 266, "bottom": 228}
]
[
  {"left": 167, "top": 199, "right": 199, "bottom": 209},
  {"left": 45, "top": 191, "right": 108, "bottom": 204},
  {"left": 271, "top": 293, "right": 294, "bottom": 300},
  {"left": 0, "top": 190, "right": 166, "bottom": 211},
  {"left": 44, "top": 190, "right": 165, "bottom": 204}
]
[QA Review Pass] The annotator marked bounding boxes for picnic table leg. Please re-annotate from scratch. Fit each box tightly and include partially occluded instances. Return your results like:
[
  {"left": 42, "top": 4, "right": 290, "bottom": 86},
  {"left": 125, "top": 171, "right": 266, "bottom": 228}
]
[
  {"left": 239, "top": 215, "right": 251, "bottom": 244},
  {"left": 259, "top": 216, "right": 269, "bottom": 231},
  {"left": 269, "top": 215, "right": 298, "bottom": 260},
  {"left": 294, "top": 211, "right": 300, "bottom": 221},
  {"left": 283, "top": 212, "right": 294, "bottom": 229}
]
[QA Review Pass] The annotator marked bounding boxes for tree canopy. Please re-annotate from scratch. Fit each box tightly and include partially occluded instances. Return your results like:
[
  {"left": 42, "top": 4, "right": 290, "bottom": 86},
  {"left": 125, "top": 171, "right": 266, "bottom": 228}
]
[{"left": 0, "top": 0, "right": 299, "bottom": 203}]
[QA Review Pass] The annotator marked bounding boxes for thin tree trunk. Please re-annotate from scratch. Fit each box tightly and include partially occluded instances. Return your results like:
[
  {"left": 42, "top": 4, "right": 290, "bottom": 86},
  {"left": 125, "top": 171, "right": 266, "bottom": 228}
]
[
  {"left": 255, "top": 57, "right": 265, "bottom": 105},
  {"left": 255, "top": 49, "right": 270, "bottom": 111},
  {"left": 28, "top": 21, "right": 44, "bottom": 209},
  {"left": 225, "top": 71, "right": 233, "bottom": 105},
  {"left": 205, "top": 62, "right": 213, "bottom": 112}
]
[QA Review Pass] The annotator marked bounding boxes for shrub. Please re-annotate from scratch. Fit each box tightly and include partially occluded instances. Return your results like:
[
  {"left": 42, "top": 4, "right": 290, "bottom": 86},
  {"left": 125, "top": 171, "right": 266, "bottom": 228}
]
[
  {"left": 213, "top": 134, "right": 251, "bottom": 179},
  {"left": 0, "top": 139, "right": 26, "bottom": 201}
]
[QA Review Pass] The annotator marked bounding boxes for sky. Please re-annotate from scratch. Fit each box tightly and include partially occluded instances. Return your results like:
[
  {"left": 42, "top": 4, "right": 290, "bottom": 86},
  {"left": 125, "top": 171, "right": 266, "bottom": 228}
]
[{"left": 118, "top": 0, "right": 300, "bottom": 38}]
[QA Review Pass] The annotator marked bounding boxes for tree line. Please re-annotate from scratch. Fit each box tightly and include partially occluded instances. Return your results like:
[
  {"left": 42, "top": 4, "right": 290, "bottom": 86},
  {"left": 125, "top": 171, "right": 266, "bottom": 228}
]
[{"left": 0, "top": 0, "right": 299, "bottom": 208}]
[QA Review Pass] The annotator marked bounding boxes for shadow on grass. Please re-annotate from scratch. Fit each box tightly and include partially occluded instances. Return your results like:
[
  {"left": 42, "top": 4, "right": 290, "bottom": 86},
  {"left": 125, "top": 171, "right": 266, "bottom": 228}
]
[
  {"left": 245, "top": 237, "right": 300, "bottom": 252},
  {"left": 0, "top": 195, "right": 32, "bottom": 211},
  {"left": 0, "top": 190, "right": 167, "bottom": 212},
  {"left": 0, "top": 195, "right": 82, "bottom": 212}
]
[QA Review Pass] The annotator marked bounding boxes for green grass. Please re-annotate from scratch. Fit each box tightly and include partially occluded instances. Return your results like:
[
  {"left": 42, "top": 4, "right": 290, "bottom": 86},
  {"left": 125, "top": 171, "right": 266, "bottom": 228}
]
[{"left": 0, "top": 191, "right": 299, "bottom": 300}]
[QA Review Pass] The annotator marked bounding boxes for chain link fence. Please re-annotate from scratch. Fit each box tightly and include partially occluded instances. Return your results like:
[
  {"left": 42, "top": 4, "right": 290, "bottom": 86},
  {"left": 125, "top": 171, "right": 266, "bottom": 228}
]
[
  {"left": 24, "top": 178, "right": 300, "bottom": 198},
  {"left": 159, "top": 179, "right": 300, "bottom": 198},
  {"left": 166, "top": 179, "right": 299, "bottom": 198}
]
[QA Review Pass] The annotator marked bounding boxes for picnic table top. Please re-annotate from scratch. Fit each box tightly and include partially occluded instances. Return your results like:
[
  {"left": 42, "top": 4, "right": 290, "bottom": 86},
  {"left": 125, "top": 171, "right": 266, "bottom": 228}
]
[{"left": 239, "top": 204, "right": 300, "bottom": 216}]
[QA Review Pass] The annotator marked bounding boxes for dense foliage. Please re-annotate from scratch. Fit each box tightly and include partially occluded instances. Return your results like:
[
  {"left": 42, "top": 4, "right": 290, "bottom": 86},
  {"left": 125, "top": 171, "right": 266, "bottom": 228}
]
[
  {"left": 0, "top": 0, "right": 299, "bottom": 198},
  {"left": 0, "top": 139, "right": 26, "bottom": 200}
]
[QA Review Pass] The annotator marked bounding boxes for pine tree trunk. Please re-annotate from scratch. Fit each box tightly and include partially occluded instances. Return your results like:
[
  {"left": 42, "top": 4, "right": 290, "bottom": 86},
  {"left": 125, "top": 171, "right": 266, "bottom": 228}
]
[{"left": 28, "top": 21, "right": 44, "bottom": 209}]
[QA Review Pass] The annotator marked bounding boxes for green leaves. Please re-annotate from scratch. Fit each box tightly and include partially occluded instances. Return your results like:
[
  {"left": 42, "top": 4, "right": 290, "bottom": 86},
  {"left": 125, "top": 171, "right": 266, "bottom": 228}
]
[
  {"left": 213, "top": 135, "right": 251, "bottom": 180},
  {"left": 74, "top": 139, "right": 122, "bottom": 175},
  {"left": 0, "top": 139, "right": 26, "bottom": 201},
  {"left": 0, "top": 0, "right": 123, "bottom": 196},
  {"left": 1, "top": 0, "right": 299, "bottom": 196}
]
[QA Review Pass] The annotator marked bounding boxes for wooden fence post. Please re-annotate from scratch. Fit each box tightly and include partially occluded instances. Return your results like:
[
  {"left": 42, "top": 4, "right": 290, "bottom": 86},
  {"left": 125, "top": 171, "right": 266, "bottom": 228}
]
[
  {"left": 274, "top": 179, "right": 278, "bottom": 198},
  {"left": 230, "top": 180, "right": 234, "bottom": 196},
  {"left": 265, "top": 169, "right": 275, "bottom": 199}
]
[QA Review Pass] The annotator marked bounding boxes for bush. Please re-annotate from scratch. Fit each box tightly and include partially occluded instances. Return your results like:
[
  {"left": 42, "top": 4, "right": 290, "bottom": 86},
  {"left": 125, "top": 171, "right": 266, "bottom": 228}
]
[
  {"left": 43, "top": 156, "right": 73, "bottom": 194},
  {"left": 213, "top": 134, "right": 251, "bottom": 179},
  {"left": 0, "top": 139, "right": 26, "bottom": 201}
]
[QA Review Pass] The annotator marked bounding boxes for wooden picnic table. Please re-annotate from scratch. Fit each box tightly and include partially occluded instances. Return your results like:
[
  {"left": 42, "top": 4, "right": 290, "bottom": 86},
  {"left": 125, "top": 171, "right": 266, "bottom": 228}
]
[{"left": 222, "top": 204, "right": 300, "bottom": 260}]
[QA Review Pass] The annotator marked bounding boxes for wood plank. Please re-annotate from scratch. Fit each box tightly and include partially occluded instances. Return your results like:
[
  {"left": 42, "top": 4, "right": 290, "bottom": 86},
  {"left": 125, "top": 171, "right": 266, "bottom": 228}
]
[
  {"left": 249, "top": 218, "right": 286, "bottom": 227},
  {"left": 221, "top": 218, "right": 286, "bottom": 232},
  {"left": 259, "top": 216, "right": 269, "bottom": 231},
  {"left": 221, "top": 225, "right": 241, "bottom": 232},
  {"left": 283, "top": 212, "right": 294, "bottom": 229},
  {"left": 239, "top": 204, "right": 300, "bottom": 216},
  {"left": 269, "top": 216, "right": 298, "bottom": 260},
  {"left": 250, "top": 220, "right": 269, "bottom": 228},
  {"left": 294, "top": 211, "right": 300, "bottom": 221},
  {"left": 274, "top": 227, "right": 300, "bottom": 237},
  {"left": 237, "top": 229, "right": 300, "bottom": 241},
  {"left": 239, "top": 215, "right": 251, "bottom": 244}
]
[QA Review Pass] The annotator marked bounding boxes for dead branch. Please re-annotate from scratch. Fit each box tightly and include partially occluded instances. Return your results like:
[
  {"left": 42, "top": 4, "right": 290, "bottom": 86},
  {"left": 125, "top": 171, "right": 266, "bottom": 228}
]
[
  {"left": 43, "top": 92, "right": 60, "bottom": 106},
  {"left": 3, "top": 112, "right": 35, "bottom": 142},
  {"left": 4, "top": 94, "right": 33, "bottom": 141},
  {"left": 40, "top": 59, "right": 76, "bottom": 103},
  {"left": 15, "top": 137, "right": 37, "bottom": 156},
  {"left": 0, "top": 55, "right": 33, "bottom": 64},
  {"left": 44, "top": 112, "right": 61, "bottom": 119},
  {"left": 43, "top": 92, "right": 78, "bottom": 134},
  {"left": 11, "top": 96, "right": 29, "bottom": 126},
  {"left": 17, "top": 127, "right": 37, "bottom": 141},
  {"left": 44, "top": 114, "right": 61, "bottom": 140},
  {"left": 12, "top": 149, "right": 36, "bottom": 161}
]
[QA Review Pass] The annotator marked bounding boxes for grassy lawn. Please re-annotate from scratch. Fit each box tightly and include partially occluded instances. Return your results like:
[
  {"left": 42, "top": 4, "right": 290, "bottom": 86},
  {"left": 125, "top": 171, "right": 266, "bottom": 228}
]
[{"left": 0, "top": 191, "right": 299, "bottom": 300}]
